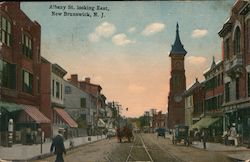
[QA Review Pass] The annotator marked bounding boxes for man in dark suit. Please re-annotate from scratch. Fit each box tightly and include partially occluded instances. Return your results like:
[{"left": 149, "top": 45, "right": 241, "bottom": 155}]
[{"left": 50, "top": 128, "right": 66, "bottom": 162}]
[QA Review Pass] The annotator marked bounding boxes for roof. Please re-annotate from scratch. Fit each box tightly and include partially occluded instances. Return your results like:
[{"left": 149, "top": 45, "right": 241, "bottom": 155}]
[
  {"left": 203, "top": 60, "right": 223, "bottom": 76},
  {"left": 23, "top": 105, "right": 51, "bottom": 124},
  {"left": 184, "top": 79, "right": 201, "bottom": 96},
  {"left": 54, "top": 108, "right": 78, "bottom": 128},
  {"left": 52, "top": 64, "right": 67, "bottom": 78},
  {"left": 169, "top": 23, "right": 187, "bottom": 56}
]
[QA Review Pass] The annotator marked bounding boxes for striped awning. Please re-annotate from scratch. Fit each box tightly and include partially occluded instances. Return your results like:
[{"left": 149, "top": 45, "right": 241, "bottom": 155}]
[
  {"left": 23, "top": 105, "right": 51, "bottom": 124},
  {"left": 54, "top": 108, "right": 78, "bottom": 128}
]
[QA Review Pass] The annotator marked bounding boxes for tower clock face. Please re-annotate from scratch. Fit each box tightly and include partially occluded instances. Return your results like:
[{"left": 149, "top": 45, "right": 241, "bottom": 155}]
[
  {"left": 174, "top": 61, "right": 181, "bottom": 68},
  {"left": 174, "top": 95, "right": 182, "bottom": 102}
]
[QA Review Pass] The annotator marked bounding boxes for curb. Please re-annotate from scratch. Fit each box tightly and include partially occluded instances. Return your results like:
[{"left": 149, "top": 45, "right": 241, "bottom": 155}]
[{"left": 3, "top": 138, "right": 106, "bottom": 162}]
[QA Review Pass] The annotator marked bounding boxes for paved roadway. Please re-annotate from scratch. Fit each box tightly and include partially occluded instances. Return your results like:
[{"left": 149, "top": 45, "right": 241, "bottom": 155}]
[{"left": 34, "top": 133, "right": 233, "bottom": 162}]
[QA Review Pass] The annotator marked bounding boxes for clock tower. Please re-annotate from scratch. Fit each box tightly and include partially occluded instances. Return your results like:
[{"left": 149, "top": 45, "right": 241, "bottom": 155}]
[{"left": 167, "top": 23, "right": 187, "bottom": 129}]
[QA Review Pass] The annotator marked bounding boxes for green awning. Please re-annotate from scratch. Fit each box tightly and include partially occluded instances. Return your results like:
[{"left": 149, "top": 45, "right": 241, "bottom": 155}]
[
  {"left": 0, "top": 102, "right": 24, "bottom": 112},
  {"left": 190, "top": 117, "right": 220, "bottom": 130}
]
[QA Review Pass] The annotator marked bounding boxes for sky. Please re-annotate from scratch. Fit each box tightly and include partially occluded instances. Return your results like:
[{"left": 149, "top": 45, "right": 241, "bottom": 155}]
[{"left": 21, "top": 1, "right": 235, "bottom": 118}]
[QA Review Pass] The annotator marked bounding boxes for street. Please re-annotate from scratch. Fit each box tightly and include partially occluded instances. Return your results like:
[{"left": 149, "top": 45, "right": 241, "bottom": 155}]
[{"left": 34, "top": 133, "right": 233, "bottom": 162}]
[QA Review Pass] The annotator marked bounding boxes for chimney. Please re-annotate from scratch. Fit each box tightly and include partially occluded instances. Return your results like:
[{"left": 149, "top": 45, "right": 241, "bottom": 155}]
[
  {"left": 85, "top": 77, "right": 90, "bottom": 83},
  {"left": 69, "top": 74, "right": 78, "bottom": 86}
]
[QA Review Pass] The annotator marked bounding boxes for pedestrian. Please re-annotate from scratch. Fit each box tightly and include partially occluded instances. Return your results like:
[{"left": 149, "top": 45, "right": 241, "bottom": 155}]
[
  {"left": 50, "top": 128, "right": 66, "bottom": 162},
  {"left": 201, "top": 128, "right": 207, "bottom": 149},
  {"left": 228, "top": 123, "right": 238, "bottom": 146}
]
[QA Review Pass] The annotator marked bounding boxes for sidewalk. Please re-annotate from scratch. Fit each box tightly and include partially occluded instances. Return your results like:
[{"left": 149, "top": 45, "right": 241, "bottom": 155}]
[
  {"left": 0, "top": 135, "right": 106, "bottom": 161},
  {"left": 166, "top": 133, "right": 250, "bottom": 161},
  {"left": 192, "top": 141, "right": 250, "bottom": 161}
]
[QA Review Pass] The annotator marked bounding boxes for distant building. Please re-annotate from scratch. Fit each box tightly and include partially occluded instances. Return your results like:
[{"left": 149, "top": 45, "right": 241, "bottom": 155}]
[
  {"left": 64, "top": 76, "right": 97, "bottom": 135},
  {"left": 152, "top": 111, "right": 166, "bottom": 130},
  {"left": 167, "top": 23, "right": 187, "bottom": 128}
]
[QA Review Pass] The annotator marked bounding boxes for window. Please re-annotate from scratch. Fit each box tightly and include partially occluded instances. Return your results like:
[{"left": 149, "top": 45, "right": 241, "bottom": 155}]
[
  {"left": 248, "top": 19, "right": 250, "bottom": 53},
  {"left": 217, "top": 74, "right": 221, "bottom": 86},
  {"left": 0, "top": 16, "right": 11, "bottom": 47},
  {"left": 52, "top": 80, "right": 54, "bottom": 96},
  {"left": 0, "top": 59, "right": 16, "bottom": 89},
  {"left": 65, "top": 86, "right": 72, "bottom": 94},
  {"left": 22, "top": 70, "right": 33, "bottom": 94},
  {"left": 236, "top": 77, "right": 240, "bottom": 100},
  {"left": 224, "top": 39, "right": 230, "bottom": 59},
  {"left": 248, "top": 73, "right": 250, "bottom": 97},
  {"left": 234, "top": 27, "right": 241, "bottom": 55},
  {"left": 81, "top": 98, "right": 86, "bottom": 108},
  {"left": 37, "top": 78, "right": 40, "bottom": 94},
  {"left": 56, "top": 82, "right": 60, "bottom": 98},
  {"left": 22, "top": 33, "right": 32, "bottom": 59},
  {"left": 61, "top": 84, "right": 62, "bottom": 100},
  {"left": 225, "top": 82, "right": 230, "bottom": 102},
  {"left": 221, "top": 73, "right": 224, "bottom": 85}
]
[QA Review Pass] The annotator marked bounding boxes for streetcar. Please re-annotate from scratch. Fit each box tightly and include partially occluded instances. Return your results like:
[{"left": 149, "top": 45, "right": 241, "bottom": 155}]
[{"left": 172, "top": 125, "right": 189, "bottom": 146}]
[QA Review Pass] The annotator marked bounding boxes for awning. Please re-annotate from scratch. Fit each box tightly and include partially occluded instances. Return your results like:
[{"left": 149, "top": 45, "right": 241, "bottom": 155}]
[
  {"left": 23, "top": 105, "right": 51, "bottom": 124},
  {"left": 97, "top": 119, "right": 106, "bottom": 128},
  {"left": 190, "top": 117, "right": 220, "bottom": 130},
  {"left": 54, "top": 108, "right": 78, "bottom": 128},
  {"left": 0, "top": 102, "right": 24, "bottom": 112}
]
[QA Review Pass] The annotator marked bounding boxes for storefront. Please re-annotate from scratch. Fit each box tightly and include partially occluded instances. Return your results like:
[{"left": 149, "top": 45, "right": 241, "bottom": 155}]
[{"left": 190, "top": 116, "right": 223, "bottom": 142}]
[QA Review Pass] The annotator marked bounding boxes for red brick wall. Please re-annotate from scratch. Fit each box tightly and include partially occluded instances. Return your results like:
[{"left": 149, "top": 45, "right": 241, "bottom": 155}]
[
  {"left": 40, "top": 63, "right": 52, "bottom": 137},
  {"left": 1, "top": 2, "right": 41, "bottom": 106}
]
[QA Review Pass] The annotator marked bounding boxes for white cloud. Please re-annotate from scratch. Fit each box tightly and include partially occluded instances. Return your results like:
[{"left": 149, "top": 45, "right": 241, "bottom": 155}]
[
  {"left": 88, "top": 33, "right": 100, "bottom": 42},
  {"left": 128, "top": 84, "right": 146, "bottom": 94},
  {"left": 191, "top": 29, "right": 208, "bottom": 38},
  {"left": 186, "top": 56, "right": 207, "bottom": 65},
  {"left": 128, "top": 27, "right": 136, "bottom": 33},
  {"left": 112, "top": 33, "right": 136, "bottom": 46},
  {"left": 142, "top": 22, "right": 165, "bottom": 36},
  {"left": 88, "top": 22, "right": 116, "bottom": 42}
]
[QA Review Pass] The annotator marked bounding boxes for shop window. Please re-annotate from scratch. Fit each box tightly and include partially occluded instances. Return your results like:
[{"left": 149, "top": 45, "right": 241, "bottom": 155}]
[{"left": 0, "top": 16, "right": 12, "bottom": 47}]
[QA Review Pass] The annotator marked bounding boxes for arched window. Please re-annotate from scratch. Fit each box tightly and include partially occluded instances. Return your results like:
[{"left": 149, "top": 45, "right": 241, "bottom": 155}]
[{"left": 234, "top": 27, "right": 241, "bottom": 55}]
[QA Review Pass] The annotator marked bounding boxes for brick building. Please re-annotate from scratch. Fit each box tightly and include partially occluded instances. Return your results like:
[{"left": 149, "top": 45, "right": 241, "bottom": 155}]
[
  {"left": 184, "top": 78, "right": 205, "bottom": 127},
  {"left": 152, "top": 111, "right": 166, "bottom": 130},
  {"left": 0, "top": 2, "right": 50, "bottom": 145},
  {"left": 219, "top": 0, "right": 250, "bottom": 144}
]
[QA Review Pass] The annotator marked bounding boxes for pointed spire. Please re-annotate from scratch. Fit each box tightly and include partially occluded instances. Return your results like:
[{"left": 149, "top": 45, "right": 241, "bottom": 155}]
[
  {"left": 211, "top": 56, "right": 216, "bottom": 68},
  {"left": 170, "top": 22, "right": 187, "bottom": 56},
  {"left": 195, "top": 78, "right": 199, "bottom": 83}
]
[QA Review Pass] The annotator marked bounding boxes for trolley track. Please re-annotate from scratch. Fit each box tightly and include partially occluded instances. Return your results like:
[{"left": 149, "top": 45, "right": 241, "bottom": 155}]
[{"left": 126, "top": 133, "right": 153, "bottom": 162}]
